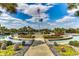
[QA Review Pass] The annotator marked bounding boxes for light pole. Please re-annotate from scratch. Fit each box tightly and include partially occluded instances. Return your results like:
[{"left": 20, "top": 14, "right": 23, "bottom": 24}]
[{"left": 37, "top": 8, "right": 43, "bottom": 34}]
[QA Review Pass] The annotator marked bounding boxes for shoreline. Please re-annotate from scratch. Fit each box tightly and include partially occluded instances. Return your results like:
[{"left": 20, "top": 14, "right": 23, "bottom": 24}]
[{"left": 45, "top": 35, "right": 73, "bottom": 41}]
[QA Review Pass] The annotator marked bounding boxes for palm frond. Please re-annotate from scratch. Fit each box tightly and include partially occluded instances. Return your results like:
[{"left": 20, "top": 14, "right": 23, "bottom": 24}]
[{"left": 0, "top": 3, "right": 17, "bottom": 13}]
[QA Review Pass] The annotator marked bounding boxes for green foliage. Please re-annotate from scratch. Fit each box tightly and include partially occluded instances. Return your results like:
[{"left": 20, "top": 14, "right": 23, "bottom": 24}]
[
  {"left": 75, "top": 11, "right": 79, "bottom": 16},
  {"left": 13, "top": 43, "right": 20, "bottom": 51},
  {"left": 54, "top": 42, "right": 59, "bottom": 46},
  {"left": 53, "top": 45, "right": 79, "bottom": 56},
  {"left": 22, "top": 41, "right": 25, "bottom": 46},
  {"left": 0, "top": 42, "right": 2, "bottom": 47},
  {"left": 44, "top": 35, "right": 63, "bottom": 38},
  {"left": 6, "top": 41, "right": 13, "bottom": 46},
  {"left": 0, "top": 3, "right": 17, "bottom": 13},
  {"left": 66, "top": 28, "right": 76, "bottom": 33},
  {"left": 69, "top": 41, "right": 79, "bottom": 47},
  {"left": 68, "top": 3, "right": 78, "bottom": 10},
  {"left": 0, "top": 45, "right": 15, "bottom": 56},
  {"left": 53, "top": 28, "right": 65, "bottom": 36},
  {"left": 0, "top": 45, "right": 23, "bottom": 56}
]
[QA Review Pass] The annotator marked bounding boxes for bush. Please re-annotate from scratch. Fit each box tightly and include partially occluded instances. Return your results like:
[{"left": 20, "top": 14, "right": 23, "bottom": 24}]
[
  {"left": 61, "top": 47, "right": 66, "bottom": 52},
  {"left": 6, "top": 41, "right": 13, "bottom": 46},
  {"left": 13, "top": 43, "right": 20, "bottom": 51},
  {"left": 0, "top": 42, "right": 2, "bottom": 47},
  {"left": 22, "top": 41, "right": 25, "bottom": 46},
  {"left": 54, "top": 42, "right": 59, "bottom": 46},
  {"left": 69, "top": 41, "right": 79, "bottom": 47}
]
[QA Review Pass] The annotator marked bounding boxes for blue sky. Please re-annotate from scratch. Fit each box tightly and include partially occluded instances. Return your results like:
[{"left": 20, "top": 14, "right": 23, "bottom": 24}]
[
  {"left": 10, "top": 3, "right": 68, "bottom": 21},
  {"left": 0, "top": 3, "right": 79, "bottom": 29}
]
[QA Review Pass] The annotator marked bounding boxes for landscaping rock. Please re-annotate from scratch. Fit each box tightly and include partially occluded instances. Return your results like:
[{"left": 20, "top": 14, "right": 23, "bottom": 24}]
[{"left": 1, "top": 43, "right": 7, "bottom": 50}]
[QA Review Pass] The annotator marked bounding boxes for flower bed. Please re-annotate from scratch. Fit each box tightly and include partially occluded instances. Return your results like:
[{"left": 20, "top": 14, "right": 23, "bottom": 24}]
[
  {"left": 44, "top": 35, "right": 63, "bottom": 39},
  {"left": 18, "top": 34, "right": 35, "bottom": 38}
]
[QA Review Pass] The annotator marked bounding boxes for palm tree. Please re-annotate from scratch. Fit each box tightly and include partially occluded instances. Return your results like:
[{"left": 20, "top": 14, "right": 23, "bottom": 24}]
[
  {"left": 53, "top": 28, "right": 65, "bottom": 36},
  {"left": 68, "top": 3, "right": 78, "bottom": 10},
  {"left": 68, "top": 3, "right": 79, "bottom": 16},
  {"left": 0, "top": 3, "right": 17, "bottom": 13}
]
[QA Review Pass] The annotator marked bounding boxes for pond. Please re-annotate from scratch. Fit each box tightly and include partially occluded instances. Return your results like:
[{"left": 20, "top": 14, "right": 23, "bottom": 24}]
[
  {"left": 0, "top": 35, "right": 33, "bottom": 44},
  {"left": 49, "top": 35, "right": 79, "bottom": 44}
]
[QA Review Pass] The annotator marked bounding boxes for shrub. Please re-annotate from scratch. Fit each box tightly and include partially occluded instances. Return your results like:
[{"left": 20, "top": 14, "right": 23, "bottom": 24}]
[
  {"left": 54, "top": 42, "right": 59, "bottom": 46},
  {"left": 22, "top": 41, "right": 25, "bottom": 46},
  {"left": 0, "top": 42, "right": 2, "bottom": 47},
  {"left": 6, "top": 41, "right": 13, "bottom": 46},
  {"left": 61, "top": 47, "right": 66, "bottom": 52},
  {"left": 69, "top": 41, "right": 79, "bottom": 47},
  {"left": 13, "top": 43, "right": 20, "bottom": 51}
]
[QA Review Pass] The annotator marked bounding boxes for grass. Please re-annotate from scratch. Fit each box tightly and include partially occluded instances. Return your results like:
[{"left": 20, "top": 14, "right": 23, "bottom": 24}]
[
  {"left": 53, "top": 45, "right": 79, "bottom": 56},
  {"left": 0, "top": 45, "right": 23, "bottom": 56},
  {"left": 69, "top": 41, "right": 79, "bottom": 47}
]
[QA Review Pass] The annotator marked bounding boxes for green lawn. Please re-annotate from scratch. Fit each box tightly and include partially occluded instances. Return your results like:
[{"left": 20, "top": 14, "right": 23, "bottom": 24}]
[
  {"left": 69, "top": 41, "right": 79, "bottom": 47},
  {"left": 53, "top": 45, "right": 79, "bottom": 56},
  {"left": 0, "top": 45, "right": 23, "bottom": 56}
]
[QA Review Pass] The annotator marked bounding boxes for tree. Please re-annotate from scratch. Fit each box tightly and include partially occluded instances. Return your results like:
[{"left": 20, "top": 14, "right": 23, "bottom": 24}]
[
  {"left": 0, "top": 3, "right": 17, "bottom": 13},
  {"left": 68, "top": 3, "right": 79, "bottom": 16},
  {"left": 53, "top": 28, "right": 65, "bottom": 36},
  {"left": 66, "top": 28, "right": 76, "bottom": 33},
  {"left": 68, "top": 3, "right": 78, "bottom": 10}
]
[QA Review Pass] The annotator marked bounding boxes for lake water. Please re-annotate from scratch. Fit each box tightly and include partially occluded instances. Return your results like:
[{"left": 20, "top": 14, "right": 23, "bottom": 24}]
[
  {"left": 49, "top": 35, "right": 79, "bottom": 44},
  {"left": 1, "top": 35, "right": 79, "bottom": 44},
  {"left": 0, "top": 35, "right": 22, "bottom": 43},
  {"left": 0, "top": 35, "right": 33, "bottom": 44}
]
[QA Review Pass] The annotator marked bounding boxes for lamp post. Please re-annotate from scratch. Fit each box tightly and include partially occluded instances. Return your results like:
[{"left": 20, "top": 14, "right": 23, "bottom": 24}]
[{"left": 37, "top": 8, "right": 43, "bottom": 34}]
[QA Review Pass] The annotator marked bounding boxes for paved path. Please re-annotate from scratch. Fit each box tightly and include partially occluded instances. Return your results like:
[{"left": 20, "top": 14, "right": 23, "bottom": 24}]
[{"left": 24, "top": 33, "right": 54, "bottom": 56}]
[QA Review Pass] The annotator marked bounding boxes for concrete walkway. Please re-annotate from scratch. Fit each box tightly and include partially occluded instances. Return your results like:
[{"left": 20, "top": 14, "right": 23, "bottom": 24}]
[{"left": 24, "top": 33, "right": 54, "bottom": 56}]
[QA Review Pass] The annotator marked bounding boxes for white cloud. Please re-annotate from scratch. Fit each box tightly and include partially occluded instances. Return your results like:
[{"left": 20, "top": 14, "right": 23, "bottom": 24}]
[
  {"left": 0, "top": 12, "right": 29, "bottom": 29},
  {"left": 56, "top": 16, "right": 76, "bottom": 23},
  {"left": 56, "top": 14, "right": 79, "bottom": 29},
  {"left": 17, "top": 3, "right": 54, "bottom": 16},
  {"left": 0, "top": 7, "right": 6, "bottom": 13},
  {"left": 0, "top": 3, "right": 55, "bottom": 29},
  {"left": 16, "top": 3, "right": 57, "bottom": 29},
  {"left": 55, "top": 5, "right": 79, "bottom": 29},
  {"left": 26, "top": 13, "right": 49, "bottom": 22},
  {"left": 68, "top": 9, "right": 79, "bottom": 16}
]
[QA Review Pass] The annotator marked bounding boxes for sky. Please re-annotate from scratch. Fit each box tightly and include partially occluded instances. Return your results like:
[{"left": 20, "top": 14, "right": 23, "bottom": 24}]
[{"left": 0, "top": 3, "right": 79, "bottom": 29}]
